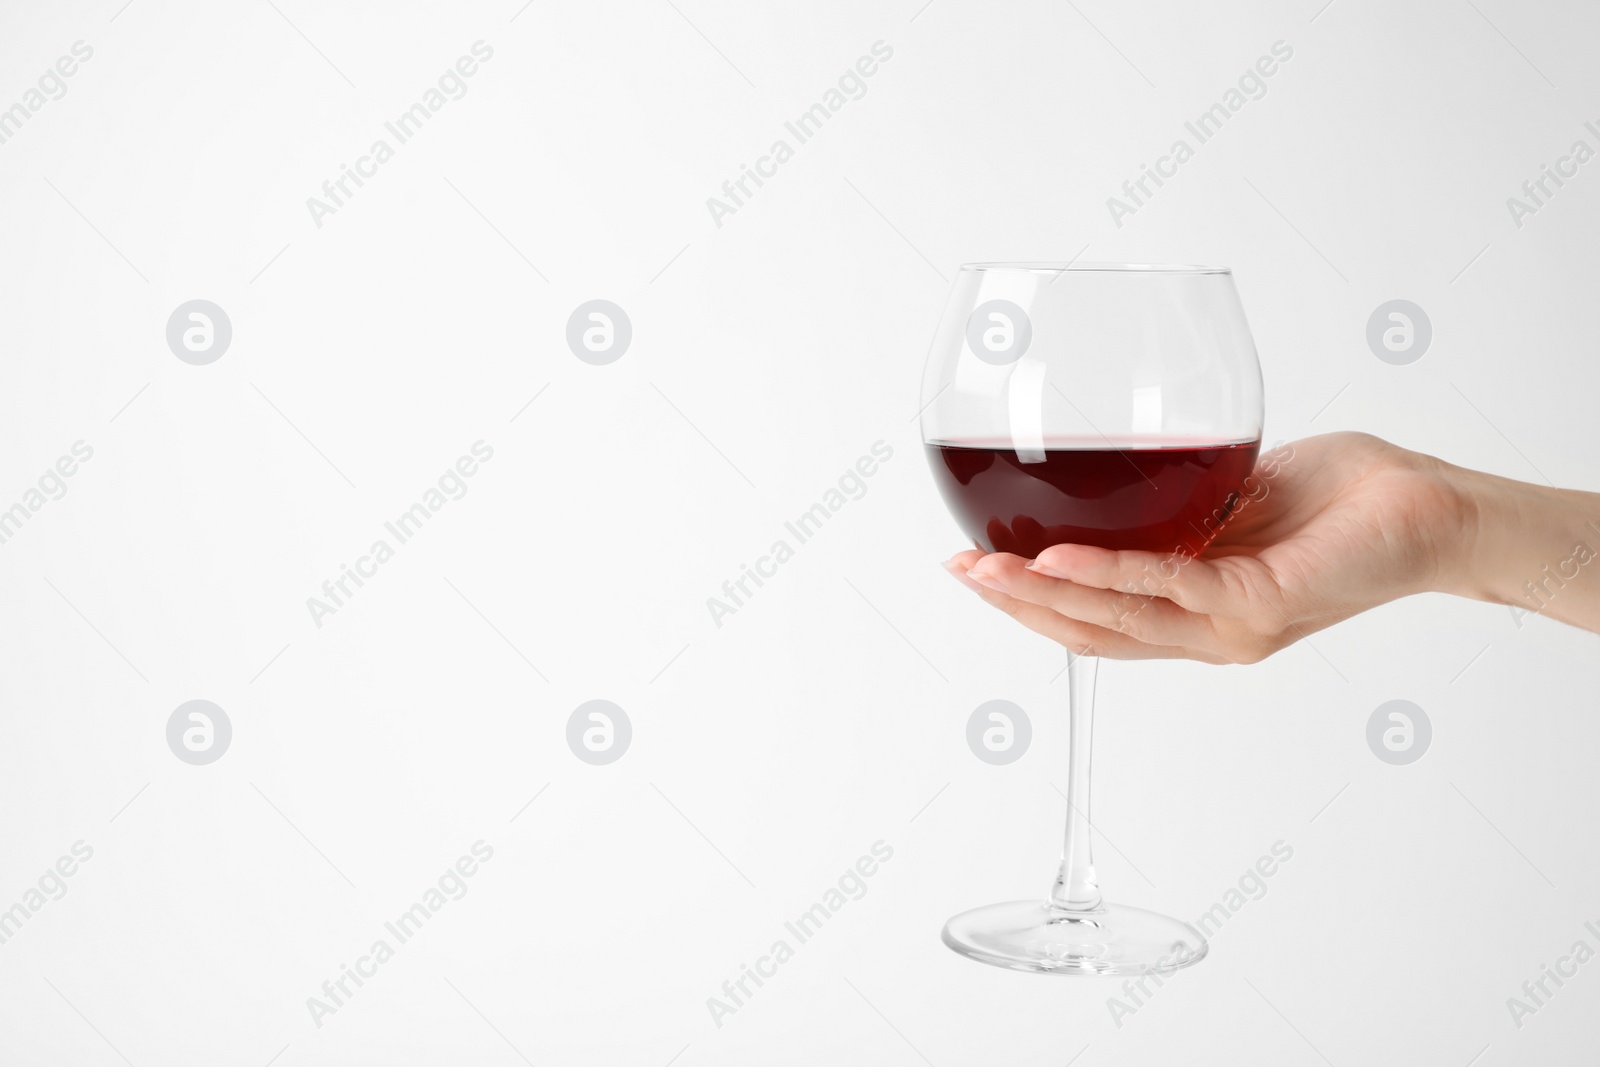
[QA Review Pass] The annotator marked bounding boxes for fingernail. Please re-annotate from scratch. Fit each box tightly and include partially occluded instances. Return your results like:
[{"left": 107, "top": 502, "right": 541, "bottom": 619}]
[
  {"left": 1026, "top": 559, "right": 1067, "bottom": 579},
  {"left": 942, "top": 559, "right": 983, "bottom": 592},
  {"left": 967, "top": 568, "right": 1007, "bottom": 593}
]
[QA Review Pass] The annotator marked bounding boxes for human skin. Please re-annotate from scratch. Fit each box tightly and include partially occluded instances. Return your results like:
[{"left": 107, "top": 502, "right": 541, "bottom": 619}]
[{"left": 943, "top": 432, "right": 1600, "bottom": 663}]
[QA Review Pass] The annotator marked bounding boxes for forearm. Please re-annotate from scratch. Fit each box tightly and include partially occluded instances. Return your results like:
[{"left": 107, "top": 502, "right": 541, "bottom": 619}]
[{"left": 1436, "top": 462, "right": 1600, "bottom": 633}]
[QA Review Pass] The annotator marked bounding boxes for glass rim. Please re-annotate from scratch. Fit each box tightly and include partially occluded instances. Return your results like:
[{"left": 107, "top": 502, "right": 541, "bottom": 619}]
[{"left": 958, "top": 261, "right": 1231, "bottom": 275}]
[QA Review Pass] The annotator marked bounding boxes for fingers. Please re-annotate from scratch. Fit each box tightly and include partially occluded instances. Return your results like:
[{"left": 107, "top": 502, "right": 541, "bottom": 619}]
[
  {"left": 967, "top": 553, "right": 1221, "bottom": 654},
  {"left": 967, "top": 581, "right": 1204, "bottom": 660},
  {"left": 941, "top": 550, "right": 986, "bottom": 592},
  {"left": 1030, "top": 543, "right": 1228, "bottom": 614},
  {"left": 942, "top": 550, "right": 1223, "bottom": 661}
]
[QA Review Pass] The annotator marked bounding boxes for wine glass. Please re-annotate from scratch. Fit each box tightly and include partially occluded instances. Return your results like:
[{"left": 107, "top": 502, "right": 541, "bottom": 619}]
[{"left": 920, "top": 263, "right": 1264, "bottom": 975}]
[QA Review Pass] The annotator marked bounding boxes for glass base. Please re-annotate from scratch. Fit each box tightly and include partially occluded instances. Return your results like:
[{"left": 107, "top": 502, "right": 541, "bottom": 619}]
[{"left": 942, "top": 899, "right": 1209, "bottom": 976}]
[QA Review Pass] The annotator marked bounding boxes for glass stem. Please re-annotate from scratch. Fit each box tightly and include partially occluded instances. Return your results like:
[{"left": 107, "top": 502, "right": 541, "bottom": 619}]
[{"left": 1050, "top": 652, "right": 1102, "bottom": 912}]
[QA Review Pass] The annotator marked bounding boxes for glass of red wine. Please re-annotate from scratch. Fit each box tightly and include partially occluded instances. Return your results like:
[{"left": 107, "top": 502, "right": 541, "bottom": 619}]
[{"left": 921, "top": 263, "right": 1264, "bottom": 975}]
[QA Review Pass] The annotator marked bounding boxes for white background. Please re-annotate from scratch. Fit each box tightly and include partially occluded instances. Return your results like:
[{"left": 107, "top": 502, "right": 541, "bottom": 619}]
[{"left": 1, "top": 0, "right": 1598, "bottom": 1063}]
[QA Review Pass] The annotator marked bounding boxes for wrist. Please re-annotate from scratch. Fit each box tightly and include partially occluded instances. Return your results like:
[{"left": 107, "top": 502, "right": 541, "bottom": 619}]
[
  {"left": 1430, "top": 458, "right": 1600, "bottom": 620},
  {"left": 1368, "top": 446, "right": 1482, "bottom": 601},
  {"left": 1428, "top": 461, "right": 1508, "bottom": 603}
]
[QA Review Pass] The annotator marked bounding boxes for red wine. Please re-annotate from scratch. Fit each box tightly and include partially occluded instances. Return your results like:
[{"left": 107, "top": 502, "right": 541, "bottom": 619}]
[{"left": 926, "top": 438, "right": 1261, "bottom": 559}]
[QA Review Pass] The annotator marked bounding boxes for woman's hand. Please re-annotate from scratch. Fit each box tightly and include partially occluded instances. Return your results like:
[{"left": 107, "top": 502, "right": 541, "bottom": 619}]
[{"left": 944, "top": 432, "right": 1600, "bottom": 662}]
